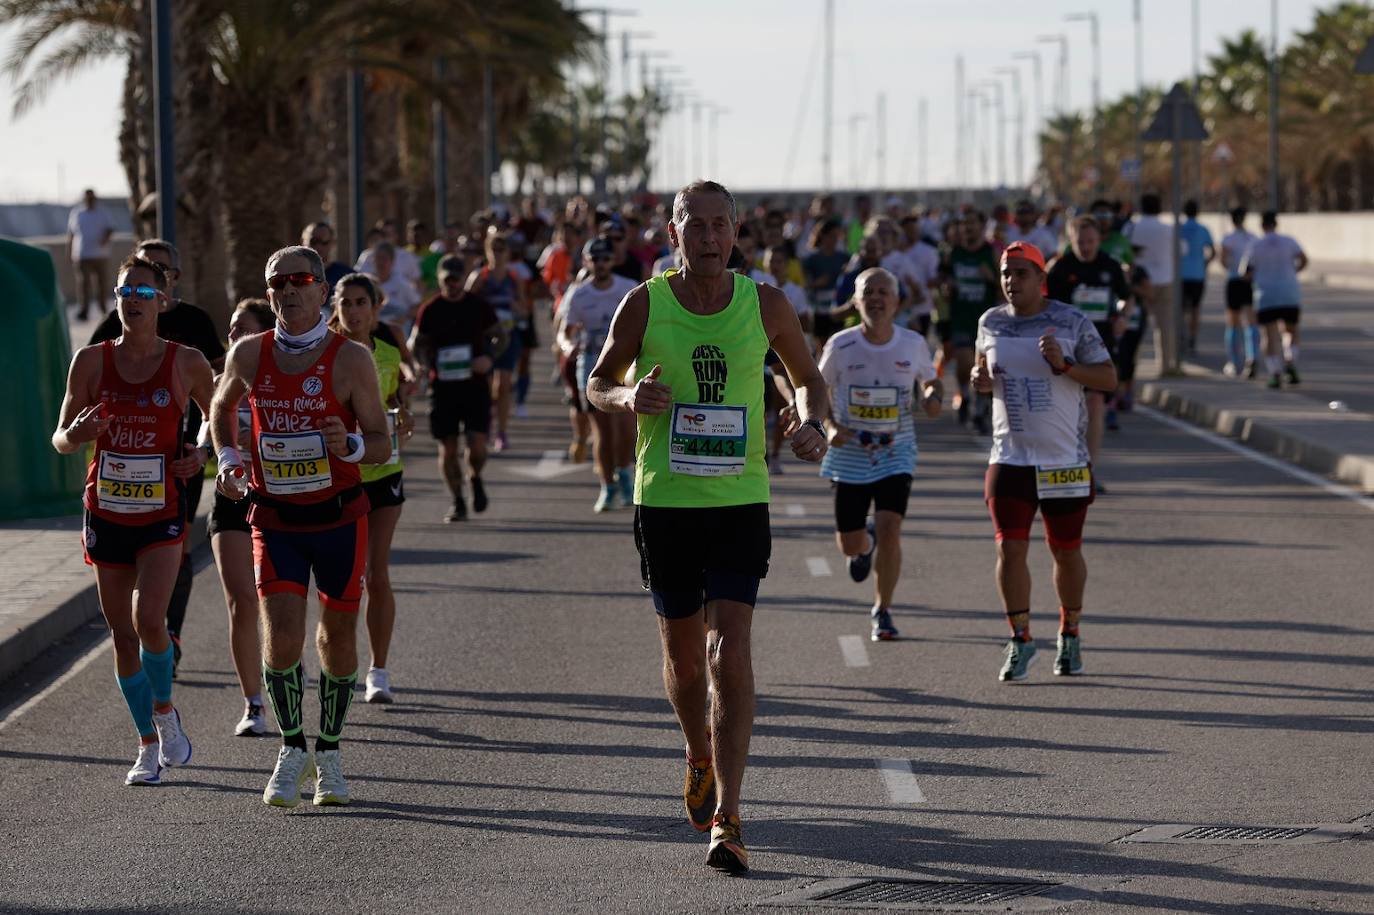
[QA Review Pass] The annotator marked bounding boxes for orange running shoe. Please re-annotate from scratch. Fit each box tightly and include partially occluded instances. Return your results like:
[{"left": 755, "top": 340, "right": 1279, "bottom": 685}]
[{"left": 684, "top": 753, "right": 715, "bottom": 832}]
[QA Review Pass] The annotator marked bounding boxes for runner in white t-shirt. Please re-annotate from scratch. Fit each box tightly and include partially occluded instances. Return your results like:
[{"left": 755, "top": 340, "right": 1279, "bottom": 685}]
[
  {"left": 898, "top": 214, "right": 940, "bottom": 336},
  {"left": 819, "top": 268, "right": 942, "bottom": 641},
  {"left": 557, "top": 237, "right": 640, "bottom": 511},
  {"left": 971, "top": 241, "right": 1116, "bottom": 683}
]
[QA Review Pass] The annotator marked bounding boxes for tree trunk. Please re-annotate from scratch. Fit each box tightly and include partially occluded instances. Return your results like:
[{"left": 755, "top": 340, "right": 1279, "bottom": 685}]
[
  {"left": 219, "top": 125, "right": 294, "bottom": 302},
  {"left": 173, "top": 0, "right": 228, "bottom": 329}
]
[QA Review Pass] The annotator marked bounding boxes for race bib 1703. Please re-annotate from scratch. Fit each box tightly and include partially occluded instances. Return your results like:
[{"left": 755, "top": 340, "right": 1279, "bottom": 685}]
[
  {"left": 669, "top": 403, "right": 747, "bottom": 477},
  {"left": 259, "top": 430, "right": 332, "bottom": 495},
  {"left": 96, "top": 451, "right": 166, "bottom": 513}
]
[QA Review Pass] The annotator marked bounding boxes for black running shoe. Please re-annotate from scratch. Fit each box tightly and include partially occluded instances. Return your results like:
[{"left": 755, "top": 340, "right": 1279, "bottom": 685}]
[
  {"left": 847, "top": 518, "right": 876, "bottom": 582},
  {"left": 471, "top": 477, "right": 488, "bottom": 513},
  {"left": 1285, "top": 363, "right": 1300, "bottom": 385},
  {"left": 444, "top": 497, "right": 468, "bottom": 523}
]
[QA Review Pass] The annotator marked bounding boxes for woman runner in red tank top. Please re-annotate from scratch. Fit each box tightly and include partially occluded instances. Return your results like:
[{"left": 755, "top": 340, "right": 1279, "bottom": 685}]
[
  {"left": 52, "top": 255, "right": 215, "bottom": 787},
  {"left": 246, "top": 330, "right": 368, "bottom": 531}
]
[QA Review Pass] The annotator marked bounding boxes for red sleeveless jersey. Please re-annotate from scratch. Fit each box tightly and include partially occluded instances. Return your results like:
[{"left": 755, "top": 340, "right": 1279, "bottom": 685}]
[
  {"left": 84, "top": 340, "right": 186, "bottom": 524},
  {"left": 247, "top": 331, "right": 366, "bottom": 530}
]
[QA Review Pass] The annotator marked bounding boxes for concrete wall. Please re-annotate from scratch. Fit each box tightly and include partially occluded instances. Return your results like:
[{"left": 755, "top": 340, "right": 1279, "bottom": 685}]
[
  {"left": 1201, "top": 212, "right": 1374, "bottom": 266},
  {"left": 19, "top": 234, "right": 139, "bottom": 305}
]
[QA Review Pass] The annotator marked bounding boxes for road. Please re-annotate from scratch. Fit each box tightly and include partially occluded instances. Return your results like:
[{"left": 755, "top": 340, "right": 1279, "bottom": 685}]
[{"left": 2, "top": 342, "right": 1373, "bottom": 914}]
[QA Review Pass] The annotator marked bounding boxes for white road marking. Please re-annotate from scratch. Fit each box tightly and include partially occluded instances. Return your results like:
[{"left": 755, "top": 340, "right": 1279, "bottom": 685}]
[
  {"left": 785, "top": 503, "right": 806, "bottom": 517},
  {"left": 838, "top": 635, "right": 870, "bottom": 667},
  {"left": 806, "top": 557, "right": 832, "bottom": 577},
  {"left": 0, "top": 637, "right": 109, "bottom": 733},
  {"left": 511, "top": 449, "right": 587, "bottom": 480},
  {"left": 1140, "top": 406, "right": 1374, "bottom": 513},
  {"left": 875, "top": 758, "right": 927, "bottom": 803}
]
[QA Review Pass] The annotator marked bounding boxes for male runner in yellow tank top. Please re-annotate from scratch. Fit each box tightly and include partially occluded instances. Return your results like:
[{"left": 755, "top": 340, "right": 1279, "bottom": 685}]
[{"left": 588, "top": 180, "right": 830, "bottom": 874}]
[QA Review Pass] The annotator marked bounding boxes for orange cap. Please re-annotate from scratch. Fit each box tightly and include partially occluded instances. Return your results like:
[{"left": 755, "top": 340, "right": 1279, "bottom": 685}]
[{"left": 1000, "top": 240, "right": 1046, "bottom": 273}]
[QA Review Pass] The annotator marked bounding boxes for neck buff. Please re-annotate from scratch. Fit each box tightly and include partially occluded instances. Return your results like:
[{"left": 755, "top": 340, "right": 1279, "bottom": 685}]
[{"left": 274, "top": 315, "right": 328, "bottom": 354}]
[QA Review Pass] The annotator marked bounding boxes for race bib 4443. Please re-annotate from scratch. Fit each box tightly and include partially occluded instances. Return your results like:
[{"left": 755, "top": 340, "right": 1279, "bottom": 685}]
[{"left": 669, "top": 403, "right": 747, "bottom": 476}]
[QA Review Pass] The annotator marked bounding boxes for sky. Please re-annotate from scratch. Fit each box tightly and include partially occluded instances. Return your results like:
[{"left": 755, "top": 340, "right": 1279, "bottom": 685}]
[{"left": 0, "top": 0, "right": 1331, "bottom": 204}]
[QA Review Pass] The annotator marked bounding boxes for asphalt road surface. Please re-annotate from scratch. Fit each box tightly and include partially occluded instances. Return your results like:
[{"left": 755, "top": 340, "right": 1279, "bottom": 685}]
[{"left": 2, "top": 345, "right": 1372, "bottom": 915}]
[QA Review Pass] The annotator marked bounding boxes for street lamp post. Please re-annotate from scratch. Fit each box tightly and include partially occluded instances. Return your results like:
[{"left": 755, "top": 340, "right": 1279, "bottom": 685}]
[
  {"left": 151, "top": 0, "right": 176, "bottom": 245},
  {"left": 1013, "top": 50, "right": 1043, "bottom": 185},
  {"left": 978, "top": 81, "right": 1006, "bottom": 189},
  {"left": 996, "top": 66, "right": 1024, "bottom": 188},
  {"left": 1066, "top": 12, "right": 1102, "bottom": 195},
  {"left": 1036, "top": 34, "right": 1068, "bottom": 115}
]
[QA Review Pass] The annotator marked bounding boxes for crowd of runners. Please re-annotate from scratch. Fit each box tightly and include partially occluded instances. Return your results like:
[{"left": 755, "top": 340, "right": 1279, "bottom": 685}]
[{"left": 51, "top": 177, "right": 1310, "bottom": 874}]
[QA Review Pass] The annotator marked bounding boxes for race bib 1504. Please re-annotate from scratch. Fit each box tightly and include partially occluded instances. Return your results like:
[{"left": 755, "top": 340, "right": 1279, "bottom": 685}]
[{"left": 1036, "top": 463, "right": 1091, "bottom": 499}]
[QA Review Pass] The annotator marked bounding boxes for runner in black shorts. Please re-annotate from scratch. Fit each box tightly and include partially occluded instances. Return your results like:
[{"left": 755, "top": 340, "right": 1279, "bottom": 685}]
[
  {"left": 203, "top": 298, "right": 274, "bottom": 736},
  {"left": 411, "top": 255, "right": 508, "bottom": 521},
  {"left": 587, "top": 181, "right": 831, "bottom": 874},
  {"left": 1047, "top": 216, "right": 1132, "bottom": 487}
]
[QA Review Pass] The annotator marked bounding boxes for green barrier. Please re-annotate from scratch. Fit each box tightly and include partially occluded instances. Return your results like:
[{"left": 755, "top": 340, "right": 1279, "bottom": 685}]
[{"left": 0, "top": 238, "right": 85, "bottom": 519}]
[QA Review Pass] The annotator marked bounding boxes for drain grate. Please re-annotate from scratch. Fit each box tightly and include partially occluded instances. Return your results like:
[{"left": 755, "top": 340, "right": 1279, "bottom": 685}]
[
  {"left": 1173, "top": 825, "right": 1312, "bottom": 842},
  {"left": 1118, "top": 823, "right": 1368, "bottom": 845},
  {"left": 814, "top": 880, "right": 1061, "bottom": 906}
]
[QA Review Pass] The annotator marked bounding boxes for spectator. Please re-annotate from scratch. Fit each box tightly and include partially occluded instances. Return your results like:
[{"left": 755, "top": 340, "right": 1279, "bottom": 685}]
[{"left": 67, "top": 189, "right": 115, "bottom": 321}]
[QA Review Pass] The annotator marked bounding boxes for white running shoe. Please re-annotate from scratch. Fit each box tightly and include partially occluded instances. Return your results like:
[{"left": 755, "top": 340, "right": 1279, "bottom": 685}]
[
  {"left": 594, "top": 488, "right": 616, "bottom": 512},
  {"left": 152, "top": 706, "right": 193, "bottom": 767},
  {"left": 263, "top": 745, "right": 315, "bottom": 808},
  {"left": 364, "top": 668, "right": 394, "bottom": 704},
  {"left": 125, "top": 742, "right": 163, "bottom": 786},
  {"left": 314, "top": 748, "right": 351, "bottom": 806},
  {"left": 235, "top": 702, "right": 268, "bottom": 737}
]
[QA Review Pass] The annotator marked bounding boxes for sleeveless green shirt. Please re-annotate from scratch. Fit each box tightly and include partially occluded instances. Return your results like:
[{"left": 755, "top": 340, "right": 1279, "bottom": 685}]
[
  {"left": 634, "top": 269, "right": 770, "bottom": 507},
  {"left": 360, "top": 333, "right": 403, "bottom": 483}
]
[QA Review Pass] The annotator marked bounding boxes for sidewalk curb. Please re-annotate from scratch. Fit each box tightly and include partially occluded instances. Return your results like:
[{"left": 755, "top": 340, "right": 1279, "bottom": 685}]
[
  {"left": 0, "top": 512, "right": 210, "bottom": 688},
  {"left": 1139, "top": 376, "right": 1374, "bottom": 495}
]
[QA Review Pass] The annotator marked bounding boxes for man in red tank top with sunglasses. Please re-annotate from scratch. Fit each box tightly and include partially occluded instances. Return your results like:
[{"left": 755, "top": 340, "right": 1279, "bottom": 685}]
[{"left": 212, "top": 245, "right": 390, "bottom": 808}]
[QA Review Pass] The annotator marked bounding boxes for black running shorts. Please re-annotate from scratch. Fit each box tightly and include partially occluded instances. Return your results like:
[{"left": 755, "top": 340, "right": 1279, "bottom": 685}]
[{"left": 633, "top": 503, "right": 771, "bottom": 619}]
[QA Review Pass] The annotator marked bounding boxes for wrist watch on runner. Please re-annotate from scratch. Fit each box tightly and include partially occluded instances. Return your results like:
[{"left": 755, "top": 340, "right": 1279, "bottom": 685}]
[
  {"left": 1052, "top": 356, "right": 1076, "bottom": 376},
  {"left": 802, "top": 418, "right": 825, "bottom": 438}
]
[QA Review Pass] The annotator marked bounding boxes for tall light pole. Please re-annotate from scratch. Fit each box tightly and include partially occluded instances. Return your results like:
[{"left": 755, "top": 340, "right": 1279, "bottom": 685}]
[
  {"left": 151, "top": 0, "right": 175, "bottom": 244},
  {"left": 1067, "top": 12, "right": 1102, "bottom": 195},
  {"left": 918, "top": 97, "right": 928, "bottom": 194},
  {"left": 1013, "top": 50, "right": 1043, "bottom": 184},
  {"left": 1134, "top": 0, "right": 1144, "bottom": 205},
  {"left": 432, "top": 57, "right": 447, "bottom": 227},
  {"left": 996, "top": 66, "right": 1024, "bottom": 188},
  {"left": 846, "top": 113, "right": 869, "bottom": 188},
  {"left": 978, "top": 80, "right": 1006, "bottom": 189},
  {"left": 822, "top": 0, "right": 835, "bottom": 191},
  {"left": 707, "top": 104, "right": 729, "bottom": 178},
  {"left": 968, "top": 89, "right": 990, "bottom": 188},
  {"left": 1268, "top": 0, "right": 1280, "bottom": 210},
  {"left": 955, "top": 55, "right": 966, "bottom": 198},
  {"left": 1191, "top": 0, "right": 1202, "bottom": 199},
  {"left": 1037, "top": 34, "right": 1069, "bottom": 115},
  {"left": 875, "top": 92, "right": 887, "bottom": 193}
]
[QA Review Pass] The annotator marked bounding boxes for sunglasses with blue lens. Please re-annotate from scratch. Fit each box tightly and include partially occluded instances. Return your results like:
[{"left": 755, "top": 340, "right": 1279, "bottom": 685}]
[{"left": 114, "top": 285, "right": 161, "bottom": 301}]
